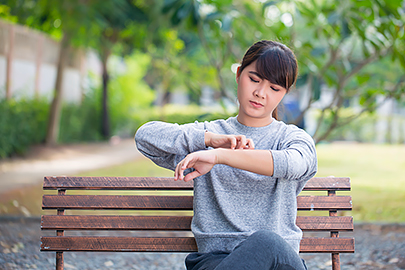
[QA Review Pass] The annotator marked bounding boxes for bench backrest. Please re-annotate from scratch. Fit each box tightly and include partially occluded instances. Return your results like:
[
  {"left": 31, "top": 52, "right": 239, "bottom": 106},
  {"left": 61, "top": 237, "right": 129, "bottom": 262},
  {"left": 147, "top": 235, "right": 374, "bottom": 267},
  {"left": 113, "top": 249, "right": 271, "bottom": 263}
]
[{"left": 41, "top": 176, "right": 354, "bottom": 270}]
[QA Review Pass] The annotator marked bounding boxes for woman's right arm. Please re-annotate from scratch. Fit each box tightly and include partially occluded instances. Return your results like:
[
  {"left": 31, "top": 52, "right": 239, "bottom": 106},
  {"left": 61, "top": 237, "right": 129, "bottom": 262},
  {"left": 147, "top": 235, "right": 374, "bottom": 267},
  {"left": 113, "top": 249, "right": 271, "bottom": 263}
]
[
  {"left": 135, "top": 121, "right": 206, "bottom": 171},
  {"left": 135, "top": 122, "right": 254, "bottom": 172}
]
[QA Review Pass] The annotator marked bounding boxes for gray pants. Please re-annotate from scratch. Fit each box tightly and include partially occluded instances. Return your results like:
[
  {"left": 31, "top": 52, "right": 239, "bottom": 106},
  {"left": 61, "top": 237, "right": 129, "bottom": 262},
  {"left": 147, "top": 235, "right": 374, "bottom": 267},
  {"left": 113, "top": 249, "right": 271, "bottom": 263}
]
[{"left": 185, "top": 230, "right": 307, "bottom": 270}]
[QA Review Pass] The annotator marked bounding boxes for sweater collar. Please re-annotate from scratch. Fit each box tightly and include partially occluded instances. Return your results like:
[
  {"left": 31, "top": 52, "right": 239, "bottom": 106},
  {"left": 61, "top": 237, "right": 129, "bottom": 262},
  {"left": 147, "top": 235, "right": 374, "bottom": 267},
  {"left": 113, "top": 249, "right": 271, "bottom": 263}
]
[{"left": 227, "top": 116, "right": 278, "bottom": 136}]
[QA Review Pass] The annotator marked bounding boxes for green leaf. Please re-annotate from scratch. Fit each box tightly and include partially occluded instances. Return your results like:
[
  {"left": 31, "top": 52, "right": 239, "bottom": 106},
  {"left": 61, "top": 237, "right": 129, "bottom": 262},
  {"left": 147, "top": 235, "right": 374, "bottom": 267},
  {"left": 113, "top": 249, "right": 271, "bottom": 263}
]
[
  {"left": 221, "top": 14, "right": 232, "bottom": 32},
  {"left": 356, "top": 74, "right": 371, "bottom": 84},
  {"left": 162, "top": 0, "right": 182, "bottom": 14},
  {"left": 311, "top": 47, "right": 327, "bottom": 57},
  {"left": 327, "top": 12, "right": 340, "bottom": 25}
]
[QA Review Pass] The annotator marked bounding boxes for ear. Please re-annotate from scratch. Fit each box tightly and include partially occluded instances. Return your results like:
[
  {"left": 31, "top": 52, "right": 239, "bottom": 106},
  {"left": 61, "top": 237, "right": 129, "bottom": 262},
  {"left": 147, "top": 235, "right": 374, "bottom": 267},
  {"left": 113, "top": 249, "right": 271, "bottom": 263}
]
[{"left": 236, "top": 66, "right": 241, "bottom": 83}]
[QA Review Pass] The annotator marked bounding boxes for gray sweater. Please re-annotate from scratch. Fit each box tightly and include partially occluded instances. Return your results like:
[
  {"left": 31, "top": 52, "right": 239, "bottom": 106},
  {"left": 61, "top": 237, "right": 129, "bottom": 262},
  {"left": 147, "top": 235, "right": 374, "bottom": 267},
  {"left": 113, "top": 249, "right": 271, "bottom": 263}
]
[{"left": 135, "top": 116, "right": 317, "bottom": 254}]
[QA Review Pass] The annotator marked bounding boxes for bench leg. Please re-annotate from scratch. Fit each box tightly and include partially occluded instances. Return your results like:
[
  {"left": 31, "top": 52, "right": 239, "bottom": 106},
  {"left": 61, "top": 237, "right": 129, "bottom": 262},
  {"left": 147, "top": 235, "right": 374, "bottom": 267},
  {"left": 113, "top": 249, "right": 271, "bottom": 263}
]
[
  {"left": 56, "top": 251, "right": 64, "bottom": 270},
  {"left": 331, "top": 253, "right": 340, "bottom": 270},
  {"left": 56, "top": 190, "right": 65, "bottom": 270}
]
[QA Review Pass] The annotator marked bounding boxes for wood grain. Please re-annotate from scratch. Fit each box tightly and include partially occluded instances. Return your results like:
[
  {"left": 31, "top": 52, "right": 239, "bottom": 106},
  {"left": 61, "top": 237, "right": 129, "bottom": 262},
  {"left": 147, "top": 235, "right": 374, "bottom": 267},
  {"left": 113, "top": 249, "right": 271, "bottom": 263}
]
[
  {"left": 43, "top": 176, "right": 350, "bottom": 191},
  {"left": 40, "top": 236, "right": 355, "bottom": 253},
  {"left": 41, "top": 215, "right": 353, "bottom": 231},
  {"left": 42, "top": 195, "right": 352, "bottom": 211}
]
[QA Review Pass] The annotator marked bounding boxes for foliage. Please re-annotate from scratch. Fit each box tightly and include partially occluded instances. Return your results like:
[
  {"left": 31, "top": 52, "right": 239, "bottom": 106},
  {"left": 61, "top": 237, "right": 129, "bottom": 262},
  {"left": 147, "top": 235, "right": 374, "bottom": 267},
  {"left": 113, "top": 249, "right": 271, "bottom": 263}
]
[
  {"left": 107, "top": 52, "right": 155, "bottom": 136},
  {"left": 162, "top": 0, "right": 246, "bottom": 105},
  {"left": 310, "top": 108, "right": 379, "bottom": 143},
  {"left": 281, "top": 0, "right": 405, "bottom": 143},
  {"left": 160, "top": 0, "right": 405, "bottom": 142},
  {"left": 0, "top": 98, "right": 48, "bottom": 158},
  {"left": 58, "top": 95, "right": 102, "bottom": 143},
  {"left": 0, "top": 94, "right": 103, "bottom": 158},
  {"left": 2, "top": 0, "right": 405, "bottom": 147},
  {"left": 110, "top": 104, "right": 233, "bottom": 138},
  {"left": 152, "top": 104, "right": 234, "bottom": 124}
]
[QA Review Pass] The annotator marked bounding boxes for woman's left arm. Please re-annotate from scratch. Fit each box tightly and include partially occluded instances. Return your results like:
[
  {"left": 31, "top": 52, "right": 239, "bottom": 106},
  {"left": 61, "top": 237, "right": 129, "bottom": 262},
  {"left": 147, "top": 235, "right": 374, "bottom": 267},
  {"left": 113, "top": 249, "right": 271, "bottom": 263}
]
[
  {"left": 175, "top": 129, "right": 317, "bottom": 182},
  {"left": 174, "top": 149, "right": 274, "bottom": 181}
]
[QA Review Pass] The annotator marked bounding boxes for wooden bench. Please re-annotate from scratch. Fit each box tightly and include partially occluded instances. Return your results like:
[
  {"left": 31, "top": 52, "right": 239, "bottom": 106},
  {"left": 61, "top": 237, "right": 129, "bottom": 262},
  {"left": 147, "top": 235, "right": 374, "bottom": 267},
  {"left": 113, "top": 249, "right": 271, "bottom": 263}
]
[{"left": 41, "top": 176, "right": 354, "bottom": 270}]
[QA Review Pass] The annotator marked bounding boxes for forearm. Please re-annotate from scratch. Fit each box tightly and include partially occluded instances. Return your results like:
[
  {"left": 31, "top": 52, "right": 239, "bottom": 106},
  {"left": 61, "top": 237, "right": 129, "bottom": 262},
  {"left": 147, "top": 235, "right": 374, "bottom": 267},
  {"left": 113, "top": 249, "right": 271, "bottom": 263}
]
[
  {"left": 135, "top": 121, "right": 206, "bottom": 156},
  {"left": 216, "top": 148, "right": 274, "bottom": 176},
  {"left": 204, "top": 131, "right": 254, "bottom": 149}
]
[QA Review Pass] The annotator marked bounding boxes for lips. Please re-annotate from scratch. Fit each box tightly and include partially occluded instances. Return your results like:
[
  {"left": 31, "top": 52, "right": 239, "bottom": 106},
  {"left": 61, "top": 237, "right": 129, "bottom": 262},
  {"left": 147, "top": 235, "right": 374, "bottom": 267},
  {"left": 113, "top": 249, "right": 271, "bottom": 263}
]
[{"left": 249, "top": 100, "right": 263, "bottom": 108}]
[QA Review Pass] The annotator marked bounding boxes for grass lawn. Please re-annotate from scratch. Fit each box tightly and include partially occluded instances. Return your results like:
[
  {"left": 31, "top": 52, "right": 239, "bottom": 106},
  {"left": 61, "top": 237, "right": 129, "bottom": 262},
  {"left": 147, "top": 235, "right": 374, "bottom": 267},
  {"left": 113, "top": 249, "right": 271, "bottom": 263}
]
[
  {"left": 315, "top": 143, "right": 405, "bottom": 222},
  {"left": 78, "top": 142, "right": 405, "bottom": 222},
  {"left": 1, "top": 143, "right": 404, "bottom": 222}
]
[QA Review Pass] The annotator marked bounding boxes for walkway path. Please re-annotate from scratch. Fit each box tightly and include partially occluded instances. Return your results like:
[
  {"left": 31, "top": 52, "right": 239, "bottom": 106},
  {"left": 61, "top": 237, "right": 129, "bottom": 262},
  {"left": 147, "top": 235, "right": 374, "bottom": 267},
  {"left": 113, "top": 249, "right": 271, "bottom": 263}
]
[{"left": 0, "top": 138, "right": 141, "bottom": 194}]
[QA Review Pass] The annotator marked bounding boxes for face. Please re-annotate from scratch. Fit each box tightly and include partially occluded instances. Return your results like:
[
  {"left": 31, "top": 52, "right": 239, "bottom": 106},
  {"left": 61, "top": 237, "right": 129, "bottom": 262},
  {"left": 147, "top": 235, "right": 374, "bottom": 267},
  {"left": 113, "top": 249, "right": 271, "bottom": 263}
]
[{"left": 236, "top": 61, "right": 287, "bottom": 127}]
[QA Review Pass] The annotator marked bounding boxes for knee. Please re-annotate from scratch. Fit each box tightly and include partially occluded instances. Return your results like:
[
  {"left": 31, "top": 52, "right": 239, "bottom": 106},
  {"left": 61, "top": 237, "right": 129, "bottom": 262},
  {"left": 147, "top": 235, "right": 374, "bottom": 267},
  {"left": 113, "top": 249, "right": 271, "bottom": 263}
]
[
  {"left": 249, "top": 230, "right": 285, "bottom": 246},
  {"left": 246, "top": 230, "right": 294, "bottom": 257}
]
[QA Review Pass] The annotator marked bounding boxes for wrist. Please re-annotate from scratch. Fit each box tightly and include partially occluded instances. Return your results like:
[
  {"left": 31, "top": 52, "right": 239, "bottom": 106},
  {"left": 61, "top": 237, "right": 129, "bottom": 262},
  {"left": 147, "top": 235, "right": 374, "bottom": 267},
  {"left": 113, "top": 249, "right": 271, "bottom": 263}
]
[
  {"left": 204, "top": 131, "right": 212, "bottom": 148},
  {"left": 214, "top": 148, "right": 226, "bottom": 165}
]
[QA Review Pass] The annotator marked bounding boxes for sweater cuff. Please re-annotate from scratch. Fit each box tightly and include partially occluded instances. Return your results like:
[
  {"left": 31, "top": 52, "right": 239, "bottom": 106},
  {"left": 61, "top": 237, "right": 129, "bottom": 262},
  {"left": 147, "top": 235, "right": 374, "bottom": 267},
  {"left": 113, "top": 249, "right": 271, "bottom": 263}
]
[
  {"left": 189, "top": 128, "right": 207, "bottom": 153},
  {"left": 271, "top": 150, "right": 287, "bottom": 178}
]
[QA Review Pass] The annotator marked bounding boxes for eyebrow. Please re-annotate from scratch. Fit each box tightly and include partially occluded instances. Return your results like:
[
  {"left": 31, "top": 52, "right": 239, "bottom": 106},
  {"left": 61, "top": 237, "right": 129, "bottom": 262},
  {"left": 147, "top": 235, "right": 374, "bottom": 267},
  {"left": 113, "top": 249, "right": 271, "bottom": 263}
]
[
  {"left": 248, "top": 71, "right": 263, "bottom": 79},
  {"left": 249, "top": 70, "right": 284, "bottom": 90}
]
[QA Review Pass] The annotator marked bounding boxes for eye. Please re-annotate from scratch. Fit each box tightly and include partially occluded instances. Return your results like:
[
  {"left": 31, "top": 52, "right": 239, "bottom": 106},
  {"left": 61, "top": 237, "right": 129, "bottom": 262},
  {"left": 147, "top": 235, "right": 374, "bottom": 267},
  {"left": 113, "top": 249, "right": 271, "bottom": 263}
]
[
  {"left": 249, "top": 77, "right": 259, "bottom": 83},
  {"left": 270, "top": 86, "right": 280, "bottom": 92}
]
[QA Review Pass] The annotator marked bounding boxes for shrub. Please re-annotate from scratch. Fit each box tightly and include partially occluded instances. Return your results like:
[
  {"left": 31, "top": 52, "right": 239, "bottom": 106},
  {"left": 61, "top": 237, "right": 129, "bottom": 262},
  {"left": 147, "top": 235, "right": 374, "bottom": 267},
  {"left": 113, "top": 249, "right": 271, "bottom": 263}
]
[
  {"left": 59, "top": 95, "right": 102, "bottom": 143},
  {"left": 0, "top": 98, "right": 48, "bottom": 158}
]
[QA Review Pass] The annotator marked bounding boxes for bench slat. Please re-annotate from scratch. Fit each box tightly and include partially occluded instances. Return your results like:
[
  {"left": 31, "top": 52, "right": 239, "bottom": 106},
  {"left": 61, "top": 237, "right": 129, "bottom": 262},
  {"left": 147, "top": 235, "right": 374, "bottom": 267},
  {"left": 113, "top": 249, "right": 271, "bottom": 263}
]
[
  {"left": 303, "top": 177, "right": 350, "bottom": 191},
  {"left": 41, "top": 215, "right": 353, "bottom": 231},
  {"left": 296, "top": 216, "right": 353, "bottom": 231},
  {"left": 41, "top": 216, "right": 193, "bottom": 231},
  {"left": 42, "top": 195, "right": 352, "bottom": 211},
  {"left": 42, "top": 195, "right": 194, "bottom": 210},
  {"left": 40, "top": 236, "right": 355, "bottom": 253},
  {"left": 43, "top": 176, "right": 193, "bottom": 190},
  {"left": 298, "top": 196, "right": 352, "bottom": 211},
  {"left": 300, "top": 237, "right": 355, "bottom": 253},
  {"left": 41, "top": 236, "right": 197, "bottom": 252},
  {"left": 43, "top": 176, "right": 350, "bottom": 191}
]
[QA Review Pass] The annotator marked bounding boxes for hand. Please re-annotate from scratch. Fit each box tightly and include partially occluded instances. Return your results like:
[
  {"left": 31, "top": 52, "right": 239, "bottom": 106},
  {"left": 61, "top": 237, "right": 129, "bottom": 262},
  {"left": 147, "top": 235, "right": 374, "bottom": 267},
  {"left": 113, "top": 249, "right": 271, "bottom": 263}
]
[
  {"left": 205, "top": 132, "right": 254, "bottom": 150},
  {"left": 174, "top": 150, "right": 218, "bottom": 182}
]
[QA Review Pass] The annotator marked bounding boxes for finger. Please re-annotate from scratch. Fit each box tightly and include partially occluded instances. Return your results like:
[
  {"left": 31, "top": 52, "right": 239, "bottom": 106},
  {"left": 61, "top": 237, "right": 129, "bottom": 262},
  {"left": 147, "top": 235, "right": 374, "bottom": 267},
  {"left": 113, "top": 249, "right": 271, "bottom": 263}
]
[
  {"left": 181, "top": 156, "right": 193, "bottom": 170},
  {"left": 174, "top": 162, "right": 182, "bottom": 181},
  {"left": 183, "top": 170, "right": 202, "bottom": 182},
  {"left": 230, "top": 137, "right": 237, "bottom": 149},
  {"left": 177, "top": 155, "right": 195, "bottom": 181},
  {"left": 246, "top": 139, "right": 255, "bottom": 149},
  {"left": 239, "top": 135, "right": 247, "bottom": 149},
  {"left": 175, "top": 158, "right": 188, "bottom": 181}
]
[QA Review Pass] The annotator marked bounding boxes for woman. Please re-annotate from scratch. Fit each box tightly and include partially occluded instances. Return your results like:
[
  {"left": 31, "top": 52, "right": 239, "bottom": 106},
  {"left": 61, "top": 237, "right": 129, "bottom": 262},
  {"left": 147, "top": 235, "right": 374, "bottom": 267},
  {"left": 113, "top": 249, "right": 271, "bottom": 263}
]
[{"left": 135, "top": 40, "right": 317, "bottom": 270}]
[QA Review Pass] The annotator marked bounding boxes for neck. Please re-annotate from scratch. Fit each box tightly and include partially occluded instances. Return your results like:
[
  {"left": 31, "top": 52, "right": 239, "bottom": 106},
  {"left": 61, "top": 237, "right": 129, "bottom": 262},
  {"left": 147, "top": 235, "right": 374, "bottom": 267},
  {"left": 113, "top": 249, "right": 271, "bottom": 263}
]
[{"left": 237, "top": 114, "right": 273, "bottom": 127}]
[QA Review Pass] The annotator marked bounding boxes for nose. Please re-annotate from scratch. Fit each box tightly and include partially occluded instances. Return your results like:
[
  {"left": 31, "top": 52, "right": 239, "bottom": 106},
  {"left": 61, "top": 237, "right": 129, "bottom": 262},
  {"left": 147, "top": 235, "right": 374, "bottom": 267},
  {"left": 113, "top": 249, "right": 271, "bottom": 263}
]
[{"left": 253, "top": 85, "right": 265, "bottom": 99}]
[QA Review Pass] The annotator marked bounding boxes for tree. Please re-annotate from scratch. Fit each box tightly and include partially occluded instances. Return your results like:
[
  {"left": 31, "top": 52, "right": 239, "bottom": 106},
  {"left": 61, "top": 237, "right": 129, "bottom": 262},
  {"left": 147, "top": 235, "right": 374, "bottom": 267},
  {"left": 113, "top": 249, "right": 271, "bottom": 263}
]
[
  {"left": 165, "top": 0, "right": 405, "bottom": 143},
  {"left": 286, "top": 0, "right": 405, "bottom": 143},
  {"left": 3, "top": 0, "right": 149, "bottom": 142},
  {"left": 88, "top": 0, "right": 148, "bottom": 139},
  {"left": 2, "top": 0, "right": 99, "bottom": 145},
  {"left": 162, "top": 0, "right": 245, "bottom": 107}
]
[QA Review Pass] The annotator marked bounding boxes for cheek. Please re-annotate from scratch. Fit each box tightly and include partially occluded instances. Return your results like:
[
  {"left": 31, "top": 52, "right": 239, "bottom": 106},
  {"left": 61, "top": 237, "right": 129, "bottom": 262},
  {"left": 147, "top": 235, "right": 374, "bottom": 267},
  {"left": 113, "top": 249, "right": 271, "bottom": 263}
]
[{"left": 275, "top": 92, "right": 286, "bottom": 103}]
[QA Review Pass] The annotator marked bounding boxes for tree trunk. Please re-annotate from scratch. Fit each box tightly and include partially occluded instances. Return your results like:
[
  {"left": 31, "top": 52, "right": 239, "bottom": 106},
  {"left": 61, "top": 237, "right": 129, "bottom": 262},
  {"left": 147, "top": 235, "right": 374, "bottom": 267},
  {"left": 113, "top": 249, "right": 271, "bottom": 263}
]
[
  {"left": 5, "top": 24, "right": 14, "bottom": 100},
  {"left": 45, "top": 33, "right": 70, "bottom": 146},
  {"left": 101, "top": 49, "right": 111, "bottom": 139}
]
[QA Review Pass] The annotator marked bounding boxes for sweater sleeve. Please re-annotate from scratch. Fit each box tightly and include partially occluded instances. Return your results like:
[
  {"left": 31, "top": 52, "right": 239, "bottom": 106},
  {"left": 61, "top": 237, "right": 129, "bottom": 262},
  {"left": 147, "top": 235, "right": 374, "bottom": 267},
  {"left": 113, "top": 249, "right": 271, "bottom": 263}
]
[
  {"left": 271, "top": 127, "right": 318, "bottom": 181},
  {"left": 134, "top": 121, "right": 207, "bottom": 171}
]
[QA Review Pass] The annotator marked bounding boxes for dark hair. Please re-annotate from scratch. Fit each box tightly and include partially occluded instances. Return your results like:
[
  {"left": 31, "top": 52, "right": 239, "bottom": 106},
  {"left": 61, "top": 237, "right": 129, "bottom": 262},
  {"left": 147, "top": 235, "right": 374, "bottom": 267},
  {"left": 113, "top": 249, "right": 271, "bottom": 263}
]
[{"left": 239, "top": 40, "right": 298, "bottom": 119}]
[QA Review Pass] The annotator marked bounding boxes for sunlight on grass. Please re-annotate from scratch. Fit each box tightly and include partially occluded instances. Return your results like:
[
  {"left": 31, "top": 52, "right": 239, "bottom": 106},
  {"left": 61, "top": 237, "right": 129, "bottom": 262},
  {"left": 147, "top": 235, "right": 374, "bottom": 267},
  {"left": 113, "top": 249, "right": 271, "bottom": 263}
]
[
  {"left": 78, "top": 157, "right": 173, "bottom": 177},
  {"left": 315, "top": 143, "right": 405, "bottom": 222},
  {"left": 74, "top": 143, "right": 405, "bottom": 222},
  {"left": 2, "top": 143, "right": 404, "bottom": 222}
]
